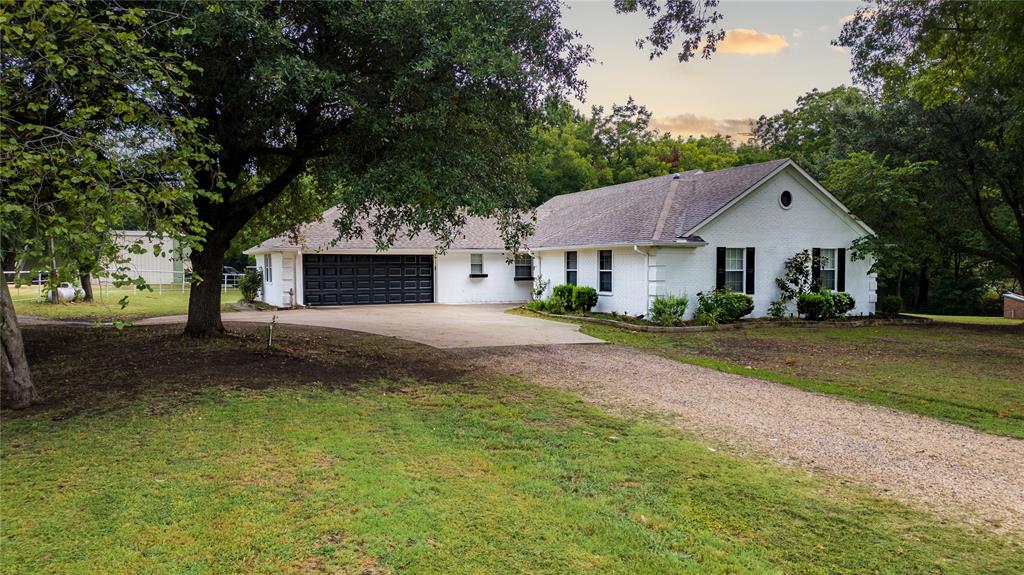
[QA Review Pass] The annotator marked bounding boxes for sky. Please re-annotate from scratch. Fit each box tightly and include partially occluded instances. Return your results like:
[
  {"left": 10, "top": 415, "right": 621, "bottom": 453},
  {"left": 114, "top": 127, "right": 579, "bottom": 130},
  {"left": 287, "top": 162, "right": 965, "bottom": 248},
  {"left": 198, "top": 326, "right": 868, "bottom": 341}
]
[{"left": 561, "top": 0, "right": 862, "bottom": 139}]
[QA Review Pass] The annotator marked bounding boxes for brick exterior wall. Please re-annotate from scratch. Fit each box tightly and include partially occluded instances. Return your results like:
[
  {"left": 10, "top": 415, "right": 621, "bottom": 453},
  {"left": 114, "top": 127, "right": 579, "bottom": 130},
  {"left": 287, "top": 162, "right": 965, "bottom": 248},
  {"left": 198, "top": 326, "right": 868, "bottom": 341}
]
[{"left": 1004, "top": 294, "right": 1024, "bottom": 319}]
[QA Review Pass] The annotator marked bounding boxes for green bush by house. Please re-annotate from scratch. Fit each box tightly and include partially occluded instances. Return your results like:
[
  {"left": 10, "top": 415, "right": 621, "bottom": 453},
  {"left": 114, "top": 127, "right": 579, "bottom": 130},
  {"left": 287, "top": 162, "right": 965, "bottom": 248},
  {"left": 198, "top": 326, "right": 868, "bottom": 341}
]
[
  {"left": 650, "top": 294, "right": 689, "bottom": 326},
  {"left": 878, "top": 294, "right": 902, "bottom": 316},
  {"left": 239, "top": 268, "right": 263, "bottom": 303},
  {"left": 570, "top": 286, "right": 598, "bottom": 312},
  {"left": 529, "top": 284, "right": 599, "bottom": 315},
  {"left": 797, "top": 291, "right": 856, "bottom": 320},
  {"left": 694, "top": 289, "right": 753, "bottom": 325}
]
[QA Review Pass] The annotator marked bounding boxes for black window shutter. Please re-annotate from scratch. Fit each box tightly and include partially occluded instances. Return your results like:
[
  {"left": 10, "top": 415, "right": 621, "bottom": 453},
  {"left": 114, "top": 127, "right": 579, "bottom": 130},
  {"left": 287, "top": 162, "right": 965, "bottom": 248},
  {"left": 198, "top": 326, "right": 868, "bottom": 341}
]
[
  {"left": 837, "top": 248, "right": 846, "bottom": 292},
  {"left": 716, "top": 247, "right": 726, "bottom": 290},
  {"left": 811, "top": 248, "right": 821, "bottom": 292},
  {"left": 745, "top": 247, "right": 755, "bottom": 294}
]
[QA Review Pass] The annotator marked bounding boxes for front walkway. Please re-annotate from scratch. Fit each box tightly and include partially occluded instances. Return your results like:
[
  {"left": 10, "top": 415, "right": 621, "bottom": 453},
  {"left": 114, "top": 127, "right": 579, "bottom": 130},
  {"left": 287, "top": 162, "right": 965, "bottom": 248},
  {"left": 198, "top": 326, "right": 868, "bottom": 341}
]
[
  {"left": 465, "top": 344, "right": 1024, "bottom": 531},
  {"left": 136, "top": 304, "right": 602, "bottom": 349}
]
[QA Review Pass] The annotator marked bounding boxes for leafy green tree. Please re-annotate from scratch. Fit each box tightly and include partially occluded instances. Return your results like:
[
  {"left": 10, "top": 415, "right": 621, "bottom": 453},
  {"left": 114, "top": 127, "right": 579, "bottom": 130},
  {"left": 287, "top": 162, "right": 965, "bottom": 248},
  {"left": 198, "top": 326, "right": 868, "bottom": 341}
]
[
  {"left": 0, "top": 0, "right": 212, "bottom": 407},
  {"left": 838, "top": 0, "right": 1024, "bottom": 289},
  {"left": 148, "top": 0, "right": 727, "bottom": 336},
  {"left": 527, "top": 97, "right": 773, "bottom": 203},
  {"left": 752, "top": 86, "right": 875, "bottom": 180},
  {"left": 823, "top": 152, "right": 939, "bottom": 300}
]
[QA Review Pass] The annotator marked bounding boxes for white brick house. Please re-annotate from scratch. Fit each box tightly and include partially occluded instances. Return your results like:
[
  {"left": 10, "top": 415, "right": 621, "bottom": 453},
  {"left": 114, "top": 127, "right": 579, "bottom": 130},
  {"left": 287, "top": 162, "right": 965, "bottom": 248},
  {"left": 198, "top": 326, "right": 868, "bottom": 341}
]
[{"left": 247, "top": 159, "right": 877, "bottom": 317}]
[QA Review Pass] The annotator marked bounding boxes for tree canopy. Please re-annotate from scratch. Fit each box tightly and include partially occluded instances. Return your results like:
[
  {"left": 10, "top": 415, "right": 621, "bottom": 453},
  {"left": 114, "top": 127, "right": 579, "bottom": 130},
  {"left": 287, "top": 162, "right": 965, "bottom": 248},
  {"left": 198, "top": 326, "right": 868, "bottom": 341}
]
[
  {"left": 528, "top": 99, "right": 773, "bottom": 203},
  {"left": 140, "top": 0, "right": 729, "bottom": 336},
  {"left": 0, "top": 0, "right": 212, "bottom": 406},
  {"left": 837, "top": 0, "right": 1024, "bottom": 293}
]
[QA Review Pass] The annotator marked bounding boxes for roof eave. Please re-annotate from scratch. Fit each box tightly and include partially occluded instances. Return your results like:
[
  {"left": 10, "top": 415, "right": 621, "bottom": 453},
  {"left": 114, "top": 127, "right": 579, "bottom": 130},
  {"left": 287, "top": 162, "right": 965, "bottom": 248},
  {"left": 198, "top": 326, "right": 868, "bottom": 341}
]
[{"left": 531, "top": 240, "right": 705, "bottom": 251}]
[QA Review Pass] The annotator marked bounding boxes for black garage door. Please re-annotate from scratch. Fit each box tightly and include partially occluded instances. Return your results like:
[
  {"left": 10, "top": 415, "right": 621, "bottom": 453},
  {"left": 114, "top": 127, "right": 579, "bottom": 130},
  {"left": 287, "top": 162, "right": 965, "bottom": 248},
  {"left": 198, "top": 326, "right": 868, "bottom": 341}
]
[{"left": 303, "top": 254, "right": 433, "bottom": 306}]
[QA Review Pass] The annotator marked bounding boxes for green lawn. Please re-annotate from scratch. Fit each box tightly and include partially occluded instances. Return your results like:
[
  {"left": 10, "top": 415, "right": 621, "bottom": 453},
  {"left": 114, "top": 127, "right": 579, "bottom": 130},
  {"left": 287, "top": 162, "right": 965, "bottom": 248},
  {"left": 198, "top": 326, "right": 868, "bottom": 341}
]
[
  {"left": 905, "top": 313, "right": 1024, "bottom": 326},
  {"left": 572, "top": 321, "right": 1024, "bottom": 438},
  {"left": 10, "top": 284, "right": 239, "bottom": 321},
  {"left": 2, "top": 324, "right": 1022, "bottom": 574}
]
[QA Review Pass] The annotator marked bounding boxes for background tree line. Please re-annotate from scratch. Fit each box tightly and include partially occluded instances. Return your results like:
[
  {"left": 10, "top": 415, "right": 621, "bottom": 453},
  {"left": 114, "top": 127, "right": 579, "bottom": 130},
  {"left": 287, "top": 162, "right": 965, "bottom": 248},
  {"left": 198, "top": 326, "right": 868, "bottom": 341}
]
[{"left": 524, "top": 1, "right": 1023, "bottom": 315}]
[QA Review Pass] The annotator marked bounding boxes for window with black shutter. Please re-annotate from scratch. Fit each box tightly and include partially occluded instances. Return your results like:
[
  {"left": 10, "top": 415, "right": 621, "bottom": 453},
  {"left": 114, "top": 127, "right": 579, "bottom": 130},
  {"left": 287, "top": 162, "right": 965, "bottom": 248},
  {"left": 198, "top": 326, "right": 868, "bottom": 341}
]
[
  {"left": 745, "top": 247, "right": 755, "bottom": 294},
  {"left": 725, "top": 248, "right": 745, "bottom": 292},
  {"left": 716, "top": 247, "right": 726, "bottom": 289},
  {"left": 837, "top": 248, "right": 846, "bottom": 292}
]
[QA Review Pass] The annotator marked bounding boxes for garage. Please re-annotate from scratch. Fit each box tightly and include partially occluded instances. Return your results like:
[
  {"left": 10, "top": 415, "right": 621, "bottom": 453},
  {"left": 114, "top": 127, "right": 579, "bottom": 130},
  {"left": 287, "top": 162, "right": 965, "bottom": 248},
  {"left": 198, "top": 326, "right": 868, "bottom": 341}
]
[{"left": 303, "top": 254, "right": 433, "bottom": 306}]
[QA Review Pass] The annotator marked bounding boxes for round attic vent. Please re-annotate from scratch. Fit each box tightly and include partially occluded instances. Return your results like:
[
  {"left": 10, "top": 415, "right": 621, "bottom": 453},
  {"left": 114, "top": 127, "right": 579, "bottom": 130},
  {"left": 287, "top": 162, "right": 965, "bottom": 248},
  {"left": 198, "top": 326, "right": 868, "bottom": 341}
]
[{"left": 779, "top": 190, "right": 793, "bottom": 209}]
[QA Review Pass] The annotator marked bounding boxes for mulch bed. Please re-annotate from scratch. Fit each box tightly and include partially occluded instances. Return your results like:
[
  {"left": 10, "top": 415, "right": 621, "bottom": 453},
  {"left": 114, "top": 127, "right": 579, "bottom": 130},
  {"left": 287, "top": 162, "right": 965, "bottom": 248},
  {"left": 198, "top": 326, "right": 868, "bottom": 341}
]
[{"left": 535, "top": 310, "right": 933, "bottom": 332}]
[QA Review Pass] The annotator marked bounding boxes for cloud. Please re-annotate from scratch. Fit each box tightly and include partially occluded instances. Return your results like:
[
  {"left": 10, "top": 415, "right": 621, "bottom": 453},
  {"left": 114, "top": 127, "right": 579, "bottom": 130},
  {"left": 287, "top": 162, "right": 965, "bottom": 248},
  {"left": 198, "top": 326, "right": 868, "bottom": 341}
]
[
  {"left": 792, "top": 28, "right": 803, "bottom": 38},
  {"left": 841, "top": 9, "right": 874, "bottom": 24},
  {"left": 717, "top": 28, "right": 789, "bottom": 55},
  {"left": 651, "top": 114, "right": 755, "bottom": 139}
]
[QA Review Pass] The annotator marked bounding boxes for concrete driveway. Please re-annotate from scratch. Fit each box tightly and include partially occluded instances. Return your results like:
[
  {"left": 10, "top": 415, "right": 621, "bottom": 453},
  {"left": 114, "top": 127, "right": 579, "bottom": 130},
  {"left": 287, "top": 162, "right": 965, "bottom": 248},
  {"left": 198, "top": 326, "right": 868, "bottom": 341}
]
[{"left": 137, "top": 304, "right": 602, "bottom": 349}]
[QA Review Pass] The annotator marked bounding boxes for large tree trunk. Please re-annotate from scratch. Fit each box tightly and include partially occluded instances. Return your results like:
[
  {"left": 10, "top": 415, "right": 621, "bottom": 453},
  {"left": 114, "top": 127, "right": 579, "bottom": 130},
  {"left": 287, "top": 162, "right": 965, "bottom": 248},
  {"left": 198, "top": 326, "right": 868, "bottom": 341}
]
[
  {"left": 916, "top": 265, "right": 930, "bottom": 311},
  {"left": 1, "top": 278, "right": 38, "bottom": 408},
  {"left": 183, "top": 236, "right": 229, "bottom": 337},
  {"left": 79, "top": 270, "right": 94, "bottom": 302}
]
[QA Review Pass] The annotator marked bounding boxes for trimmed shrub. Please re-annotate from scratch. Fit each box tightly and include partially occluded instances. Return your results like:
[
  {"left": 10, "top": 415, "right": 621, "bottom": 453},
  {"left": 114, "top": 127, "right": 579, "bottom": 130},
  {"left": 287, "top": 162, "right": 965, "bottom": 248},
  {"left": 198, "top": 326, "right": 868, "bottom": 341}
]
[
  {"left": 545, "top": 296, "right": 567, "bottom": 315},
  {"left": 650, "top": 294, "right": 689, "bottom": 326},
  {"left": 239, "top": 268, "right": 263, "bottom": 303},
  {"left": 833, "top": 292, "right": 856, "bottom": 316},
  {"left": 551, "top": 284, "right": 574, "bottom": 304},
  {"left": 797, "top": 291, "right": 856, "bottom": 320},
  {"left": 571, "top": 286, "right": 598, "bottom": 313},
  {"left": 695, "top": 289, "right": 754, "bottom": 324},
  {"left": 878, "top": 294, "right": 902, "bottom": 316},
  {"left": 797, "top": 293, "right": 828, "bottom": 320},
  {"left": 525, "top": 296, "right": 566, "bottom": 315}
]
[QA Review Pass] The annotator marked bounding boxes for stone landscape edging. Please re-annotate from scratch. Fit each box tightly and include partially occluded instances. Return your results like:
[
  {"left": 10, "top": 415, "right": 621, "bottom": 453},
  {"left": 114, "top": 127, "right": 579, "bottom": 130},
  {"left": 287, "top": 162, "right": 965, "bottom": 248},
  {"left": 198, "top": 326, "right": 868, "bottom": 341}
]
[{"left": 532, "top": 310, "right": 932, "bottom": 333}]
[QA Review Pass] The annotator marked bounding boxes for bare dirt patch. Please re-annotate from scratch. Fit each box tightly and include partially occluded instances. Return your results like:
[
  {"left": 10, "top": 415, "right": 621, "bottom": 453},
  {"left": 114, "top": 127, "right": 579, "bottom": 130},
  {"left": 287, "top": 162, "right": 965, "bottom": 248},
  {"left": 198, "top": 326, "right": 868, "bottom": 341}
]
[{"left": 12, "top": 323, "right": 465, "bottom": 418}]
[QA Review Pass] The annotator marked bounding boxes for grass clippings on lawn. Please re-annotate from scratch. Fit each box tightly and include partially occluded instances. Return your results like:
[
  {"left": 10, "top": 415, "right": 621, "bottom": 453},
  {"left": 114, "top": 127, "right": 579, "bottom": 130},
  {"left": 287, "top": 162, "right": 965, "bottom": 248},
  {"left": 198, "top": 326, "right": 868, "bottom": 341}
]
[
  {"left": 2, "top": 324, "right": 1022, "bottom": 574},
  {"left": 571, "top": 321, "right": 1024, "bottom": 438}
]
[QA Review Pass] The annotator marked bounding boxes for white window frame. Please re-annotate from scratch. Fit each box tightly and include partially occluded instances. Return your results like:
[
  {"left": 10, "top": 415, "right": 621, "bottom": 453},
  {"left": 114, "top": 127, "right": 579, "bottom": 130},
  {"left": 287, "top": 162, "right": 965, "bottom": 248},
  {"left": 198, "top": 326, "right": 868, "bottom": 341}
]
[
  {"left": 565, "top": 251, "right": 578, "bottom": 285},
  {"left": 819, "top": 248, "right": 837, "bottom": 291},
  {"left": 514, "top": 253, "right": 533, "bottom": 280},
  {"left": 470, "top": 253, "right": 484, "bottom": 275},
  {"left": 725, "top": 248, "right": 745, "bottom": 292},
  {"left": 263, "top": 254, "right": 273, "bottom": 283},
  {"left": 598, "top": 250, "right": 613, "bottom": 293}
]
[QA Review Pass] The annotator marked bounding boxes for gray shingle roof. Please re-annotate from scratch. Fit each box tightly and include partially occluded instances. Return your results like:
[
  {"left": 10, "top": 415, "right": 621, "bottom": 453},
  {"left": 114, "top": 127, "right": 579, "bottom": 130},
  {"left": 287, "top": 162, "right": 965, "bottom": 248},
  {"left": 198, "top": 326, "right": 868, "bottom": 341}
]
[
  {"left": 248, "top": 159, "right": 792, "bottom": 253},
  {"left": 247, "top": 206, "right": 510, "bottom": 252},
  {"left": 529, "top": 158, "right": 790, "bottom": 247}
]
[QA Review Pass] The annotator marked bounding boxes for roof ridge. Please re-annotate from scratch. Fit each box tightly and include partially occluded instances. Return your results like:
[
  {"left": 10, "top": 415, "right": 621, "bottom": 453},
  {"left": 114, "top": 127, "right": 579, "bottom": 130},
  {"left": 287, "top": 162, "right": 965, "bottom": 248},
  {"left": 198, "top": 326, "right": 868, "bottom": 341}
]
[
  {"left": 540, "top": 172, "right": 679, "bottom": 205},
  {"left": 652, "top": 178, "right": 680, "bottom": 241}
]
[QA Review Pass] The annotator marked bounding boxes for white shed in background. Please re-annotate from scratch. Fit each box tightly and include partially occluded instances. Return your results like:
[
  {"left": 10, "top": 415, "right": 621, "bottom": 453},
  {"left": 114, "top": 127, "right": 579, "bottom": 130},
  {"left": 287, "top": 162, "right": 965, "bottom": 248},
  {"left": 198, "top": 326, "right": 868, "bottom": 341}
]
[{"left": 106, "top": 230, "right": 187, "bottom": 286}]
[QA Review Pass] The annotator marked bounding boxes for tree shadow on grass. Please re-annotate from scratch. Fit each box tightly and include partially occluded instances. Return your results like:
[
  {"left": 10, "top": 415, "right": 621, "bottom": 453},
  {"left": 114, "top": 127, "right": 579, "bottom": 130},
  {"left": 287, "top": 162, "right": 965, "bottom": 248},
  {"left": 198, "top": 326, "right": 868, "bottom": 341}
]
[{"left": 11, "top": 323, "right": 468, "bottom": 419}]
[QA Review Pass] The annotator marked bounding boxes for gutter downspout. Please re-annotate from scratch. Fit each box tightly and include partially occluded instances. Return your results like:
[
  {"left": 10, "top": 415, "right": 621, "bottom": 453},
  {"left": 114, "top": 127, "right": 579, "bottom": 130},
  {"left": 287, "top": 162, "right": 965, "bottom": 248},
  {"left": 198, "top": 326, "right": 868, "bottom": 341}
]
[
  {"left": 293, "top": 248, "right": 302, "bottom": 308},
  {"left": 633, "top": 245, "right": 652, "bottom": 317}
]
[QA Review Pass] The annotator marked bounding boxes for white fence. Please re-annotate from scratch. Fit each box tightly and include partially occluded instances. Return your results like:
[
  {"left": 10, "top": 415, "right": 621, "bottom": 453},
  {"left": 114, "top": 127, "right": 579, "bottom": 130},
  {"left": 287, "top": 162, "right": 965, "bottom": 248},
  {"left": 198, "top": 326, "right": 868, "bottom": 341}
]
[{"left": 4, "top": 269, "right": 242, "bottom": 302}]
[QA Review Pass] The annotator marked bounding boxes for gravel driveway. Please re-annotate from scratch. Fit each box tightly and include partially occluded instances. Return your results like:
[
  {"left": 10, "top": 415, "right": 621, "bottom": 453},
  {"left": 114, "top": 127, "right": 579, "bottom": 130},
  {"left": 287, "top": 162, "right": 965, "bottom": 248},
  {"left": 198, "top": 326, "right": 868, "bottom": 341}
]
[{"left": 464, "top": 344, "right": 1024, "bottom": 531}]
